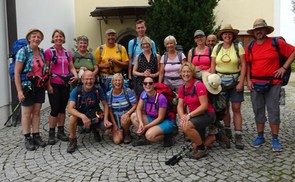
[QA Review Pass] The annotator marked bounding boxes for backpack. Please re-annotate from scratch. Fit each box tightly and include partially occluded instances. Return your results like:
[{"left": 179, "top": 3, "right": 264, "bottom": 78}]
[
  {"left": 50, "top": 46, "right": 69, "bottom": 64},
  {"left": 143, "top": 82, "right": 177, "bottom": 121},
  {"left": 76, "top": 85, "right": 100, "bottom": 110},
  {"left": 163, "top": 51, "right": 183, "bottom": 65},
  {"left": 72, "top": 51, "right": 94, "bottom": 63},
  {"left": 99, "top": 43, "right": 122, "bottom": 61},
  {"left": 109, "top": 87, "right": 132, "bottom": 107},
  {"left": 9, "top": 38, "right": 29, "bottom": 81},
  {"left": 191, "top": 46, "right": 212, "bottom": 61},
  {"left": 248, "top": 37, "right": 291, "bottom": 86},
  {"left": 216, "top": 40, "right": 240, "bottom": 59}
]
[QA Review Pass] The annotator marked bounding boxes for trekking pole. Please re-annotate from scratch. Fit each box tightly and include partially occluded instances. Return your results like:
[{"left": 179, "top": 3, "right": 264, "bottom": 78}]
[
  {"left": 165, "top": 144, "right": 191, "bottom": 166},
  {"left": 4, "top": 102, "right": 21, "bottom": 127}
]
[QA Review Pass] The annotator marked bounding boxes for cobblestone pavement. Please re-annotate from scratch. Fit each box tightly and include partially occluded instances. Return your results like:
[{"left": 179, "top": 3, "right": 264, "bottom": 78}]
[{"left": 1, "top": 86, "right": 295, "bottom": 182}]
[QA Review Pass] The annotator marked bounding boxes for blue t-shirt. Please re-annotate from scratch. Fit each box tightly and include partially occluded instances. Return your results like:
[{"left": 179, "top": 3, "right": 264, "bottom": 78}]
[
  {"left": 107, "top": 88, "right": 137, "bottom": 114},
  {"left": 140, "top": 91, "right": 168, "bottom": 118},
  {"left": 128, "top": 38, "right": 157, "bottom": 64},
  {"left": 69, "top": 85, "right": 106, "bottom": 113}
]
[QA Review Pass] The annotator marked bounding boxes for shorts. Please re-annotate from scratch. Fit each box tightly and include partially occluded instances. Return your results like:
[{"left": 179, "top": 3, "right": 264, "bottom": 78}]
[
  {"left": 251, "top": 84, "right": 280, "bottom": 124},
  {"left": 22, "top": 87, "right": 45, "bottom": 106},
  {"left": 77, "top": 117, "right": 108, "bottom": 131},
  {"left": 190, "top": 112, "right": 215, "bottom": 140},
  {"left": 222, "top": 86, "right": 244, "bottom": 103},
  {"left": 147, "top": 115, "right": 175, "bottom": 134}
]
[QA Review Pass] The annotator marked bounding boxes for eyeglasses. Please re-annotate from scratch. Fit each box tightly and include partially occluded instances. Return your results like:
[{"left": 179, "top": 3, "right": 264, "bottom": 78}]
[
  {"left": 36, "top": 59, "right": 41, "bottom": 68},
  {"left": 143, "top": 82, "right": 154, "bottom": 86}
]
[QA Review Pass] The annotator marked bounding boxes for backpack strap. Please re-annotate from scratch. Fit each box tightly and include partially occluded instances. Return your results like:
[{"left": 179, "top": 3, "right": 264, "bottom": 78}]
[
  {"left": 163, "top": 51, "right": 182, "bottom": 65},
  {"left": 191, "top": 47, "right": 196, "bottom": 59},
  {"left": 272, "top": 37, "right": 280, "bottom": 56},
  {"left": 76, "top": 85, "right": 83, "bottom": 109},
  {"left": 131, "top": 38, "right": 137, "bottom": 60},
  {"left": 183, "top": 80, "right": 199, "bottom": 97}
]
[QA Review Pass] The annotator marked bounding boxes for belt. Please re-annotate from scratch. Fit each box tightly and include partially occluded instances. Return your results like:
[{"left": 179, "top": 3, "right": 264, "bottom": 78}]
[{"left": 165, "top": 76, "right": 181, "bottom": 80}]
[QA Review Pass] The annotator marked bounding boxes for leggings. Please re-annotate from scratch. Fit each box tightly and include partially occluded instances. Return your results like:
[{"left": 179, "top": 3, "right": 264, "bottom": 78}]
[{"left": 48, "top": 83, "right": 70, "bottom": 117}]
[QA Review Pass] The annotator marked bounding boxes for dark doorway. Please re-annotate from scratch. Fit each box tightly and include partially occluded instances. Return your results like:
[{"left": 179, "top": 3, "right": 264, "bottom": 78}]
[{"left": 118, "top": 34, "right": 136, "bottom": 51}]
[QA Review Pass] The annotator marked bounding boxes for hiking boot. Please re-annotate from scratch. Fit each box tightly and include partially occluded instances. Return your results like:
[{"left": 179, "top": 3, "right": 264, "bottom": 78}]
[
  {"left": 163, "top": 133, "right": 173, "bottom": 147},
  {"left": 67, "top": 138, "right": 78, "bottom": 153},
  {"left": 188, "top": 148, "right": 208, "bottom": 160},
  {"left": 251, "top": 136, "right": 265, "bottom": 148},
  {"left": 217, "top": 129, "right": 231, "bottom": 148},
  {"left": 271, "top": 139, "right": 283, "bottom": 152},
  {"left": 224, "top": 128, "right": 233, "bottom": 139},
  {"left": 123, "top": 132, "right": 132, "bottom": 144},
  {"left": 132, "top": 137, "right": 150, "bottom": 146},
  {"left": 57, "top": 128, "right": 69, "bottom": 142},
  {"left": 25, "top": 137, "right": 36, "bottom": 151},
  {"left": 33, "top": 135, "right": 47, "bottom": 148},
  {"left": 48, "top": 130, "right": 56, "bottom": 145},
  {"left": 234, "top": 133, "right": 244, "bottom": 150},
  {"left": 92, "top": 128, "right": 102, "bottom": 142}
]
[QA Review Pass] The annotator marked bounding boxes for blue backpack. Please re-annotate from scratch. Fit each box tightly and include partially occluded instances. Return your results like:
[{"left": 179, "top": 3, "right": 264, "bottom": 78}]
[{"left": 9, "top": 38, "right": 28, "bottom": 81}]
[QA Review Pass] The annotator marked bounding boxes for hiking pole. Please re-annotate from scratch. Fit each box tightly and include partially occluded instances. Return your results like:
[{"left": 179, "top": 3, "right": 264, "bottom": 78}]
[
  {"left": 4, "top": 101, "right": 21, "bottom": 127},
  {"left": 165, "top": 144, "right": 192, "bottom": 166}
]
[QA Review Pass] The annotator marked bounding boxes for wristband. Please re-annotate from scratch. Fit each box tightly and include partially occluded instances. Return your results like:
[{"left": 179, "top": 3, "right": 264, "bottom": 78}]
[{"left": 282, "top": 66, "right": 287, "bottom": 70}]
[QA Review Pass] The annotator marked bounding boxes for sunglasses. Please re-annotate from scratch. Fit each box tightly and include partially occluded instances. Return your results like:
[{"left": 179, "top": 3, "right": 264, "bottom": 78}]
[
  {"left": 36, "top": 59, "right": 41, "bottom": 68},
  {"left": 143, "top": 82, "right": 154, "bottom": 86}
]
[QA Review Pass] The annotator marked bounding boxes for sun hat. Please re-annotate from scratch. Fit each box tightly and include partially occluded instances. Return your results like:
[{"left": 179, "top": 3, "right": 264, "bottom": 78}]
[
  {"left": 105, "top": 28, "right": 116, "bottom": 35},
  {"left": 247, "top": 18, "right": 274, "bottom": 35},
  {"left": 217, "top": 24, "right": 239, "bottom": 39},
  {"left": 194, "top": 30, "right": 205, "bottom": 37},
  {"left": 202, "top": 71, "right": 222, "bottom": 95},
  {"left": 26, "top": 28, "right": 44, "bottom": 42}
]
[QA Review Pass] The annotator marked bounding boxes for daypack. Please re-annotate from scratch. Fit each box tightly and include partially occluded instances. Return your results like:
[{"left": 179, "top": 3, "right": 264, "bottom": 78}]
[
  {"left": 99, "top": 43, "right": 122, "bottom": 61},
  {"left": 248, "top": 37, "right": 291, "bottom": 86},
  {"left": 163, "top": 51, "right": 183, "bottom": 65},
  {"left": 9, "top": 38, "right": 29, "bottom": 81},
  {"left": 191, "top": 46, "right": 212, "bottom": 61},
  {"left": 216, "top": 40, "right": 241, "bottom": 67},
  {"left": 76, "top": 85, "right": 101, "bottom": 110},
  {"left": 50, "top": 46, "right": 69, "bottom": 64},
  {"left": 109, "top": 87, "right": 132, "bottom": 107}
]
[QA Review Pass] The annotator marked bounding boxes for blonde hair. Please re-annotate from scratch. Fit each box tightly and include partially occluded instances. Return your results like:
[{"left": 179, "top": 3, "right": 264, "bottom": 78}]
[
  {"left": 164, "top": 35, "right": 177, "bottom": 47},
  {"left": 141, "top": 36, "right": 152, "bottom": 48},
  {"left": 111, "top": 73, "right": 124, "bottom": 86},
  {"left": 179, "top": 62, "right": 196, "bottom": 75}
]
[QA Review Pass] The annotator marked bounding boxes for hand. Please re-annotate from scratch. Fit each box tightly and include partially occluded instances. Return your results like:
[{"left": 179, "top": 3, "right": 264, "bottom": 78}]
[
  {"left": 80, "top": 67, "right": 87, "bottom": 71},
  {"left": 235, "top": 82, "right": 244, "bottom": 92},
  {"left": 17, "top": 91, "right": 25, "bottom": 102},
  {"left": 47, "top": 85, "right": 54, "bottom": 94},
  {"left": 137, "top": 123, "right": 146, "bottom": 134},
  {"left": 104, "top": 120, "right": 113, "bottom": 128},
  {"left": 247, "top": 80, "right": 253, "bottom": 90},
  {"left": 273, "top": 67, "right": 286, "bottom": 79},
  {"left": 144, "top": 69, "right": 151, "bottom": 76},
  {"left": 180, "top": 115, "right": 189, "bottom": 128},
  {"left": 120, "top": 113, "right": 130, "bottom": 123},
  {"left": 81, "top": 114, "right": 91, "bottom": 128},
  {"left": 69, "top": 76, "right": 78, "bottom": 84},
  {"left": 195, "top": 66, "right": 202, "bottom": 72}
]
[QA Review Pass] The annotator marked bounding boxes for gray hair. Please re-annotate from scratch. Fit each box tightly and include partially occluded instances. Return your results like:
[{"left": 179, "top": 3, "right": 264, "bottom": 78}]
[{"left": 164, "top": 35, "right": 177, "bottom": 47}]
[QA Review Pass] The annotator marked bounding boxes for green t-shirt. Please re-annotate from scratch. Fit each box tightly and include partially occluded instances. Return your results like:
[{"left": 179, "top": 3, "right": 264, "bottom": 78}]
[{"left": 73, "top": 51, "right": 96, "bottom": 71}]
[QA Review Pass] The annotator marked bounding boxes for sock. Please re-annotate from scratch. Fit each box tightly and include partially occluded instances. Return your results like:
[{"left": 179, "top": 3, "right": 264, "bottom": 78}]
[
  {"left": 32, "top": 132, "right": 40, "bottom": 137},
  {"left": 197, "top": 144, "right": 205, "bottom": 150},
  {"left": 49, "top": 128, "right": 55, "bottom": 132},
  {"left": 258, "top": 131, "right": 264, "bottom": 137},
  {"left": 24, "top": 133, "right": 31, "bottom": 139},
  {"left": 58, "top": 126, "right": 64, "bottom": 132},
  {"left": 272, "top": 134, "right": 278, "bottom": 139}
]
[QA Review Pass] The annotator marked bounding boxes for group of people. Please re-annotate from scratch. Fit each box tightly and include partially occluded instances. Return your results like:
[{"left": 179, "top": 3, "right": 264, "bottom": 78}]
[{"left": 14, "top": 18, "right": 295, "bottom": 160}]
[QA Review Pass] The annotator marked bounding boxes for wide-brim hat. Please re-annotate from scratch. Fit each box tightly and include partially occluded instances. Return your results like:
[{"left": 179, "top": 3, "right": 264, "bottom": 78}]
[
  {"left": 202, "top": 71, "right": 222, "bottom": 95},
  {"left": 26, "top": 28, "right": 44, "bottom": 42},
  {"left": 247, "top": 18, "right": 274, "bottom": 35},
  {"left": 217, "top": 24, "right": 239, "bottom": 39}
]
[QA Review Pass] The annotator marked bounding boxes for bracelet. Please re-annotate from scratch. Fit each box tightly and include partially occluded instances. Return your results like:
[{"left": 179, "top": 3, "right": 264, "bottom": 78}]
[
  {"left": 282, "top": 66, "right": 287, "bottom": 70},
  {"left": 188, "top": 113, "right": 191, "bottom": 119}
]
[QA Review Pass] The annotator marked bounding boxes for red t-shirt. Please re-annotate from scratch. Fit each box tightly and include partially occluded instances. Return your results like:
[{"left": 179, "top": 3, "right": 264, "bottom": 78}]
[
  {"left": 178, "top": 78, "right": 214, "bottom": 113},
  {"left": 245, "top": 37, "right": 295, "bottom": 84}
]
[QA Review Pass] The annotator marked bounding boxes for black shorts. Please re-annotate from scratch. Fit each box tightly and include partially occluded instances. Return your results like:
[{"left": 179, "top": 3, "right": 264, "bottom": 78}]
[{"left": 22, "top": 87, "right": 45, "bottom": 106}]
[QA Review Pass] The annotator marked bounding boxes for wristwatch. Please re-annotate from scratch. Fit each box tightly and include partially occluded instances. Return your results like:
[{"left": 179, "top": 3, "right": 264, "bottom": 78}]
[{"left": 188, "top": 113, "right": 191, "bottom": 119}]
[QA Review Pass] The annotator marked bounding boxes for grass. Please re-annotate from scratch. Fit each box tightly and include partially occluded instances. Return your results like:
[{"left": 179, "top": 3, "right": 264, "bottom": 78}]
[{"left": 291, "top": 62, "right": 295, "bottom": 71}]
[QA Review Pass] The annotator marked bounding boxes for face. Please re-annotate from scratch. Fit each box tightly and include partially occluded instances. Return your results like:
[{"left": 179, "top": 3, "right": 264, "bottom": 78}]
[
  {"left": 206, "top": 35, "right": 217, "bottom": 47},
  {"left": 52, "top": 32, "right": 65, "bottom": 46},
  {"left": 81, "top": 71, "right": 95, "bottom": 91},
  {"left": 194, "top": 35, "right": 206, "bottom": 45},
  {"left": 253, "top": 27, "right": 267, "bottom": 40},
  {"left": 165, "top": 41, "right": 176, "bottom": 52},
  {"left": 78, "top": 40, "right": 88, "bottom": 52},
  {"left": 28, "top": 32, "right": 43, "bottom": 47},
  {"left": 106, "top": 33, "right": 116, "bottom": 45},
  {"left": 221, "top": 32, "right": 233, "bottom": 43},
  {"left": 143, "top": 77, "right": 154, "bottom": 92},
  {"left": 141, "top": 42, "right": 151, "bottom": 51},
  {"left": 181, "top": 66, "right": 193, "bottom": 82},
  {"left": 112, "top": 75, "right": 123, "bottom": 89},
  {"left": 136, "top": 22, "right": 146, "bottom": 37}
]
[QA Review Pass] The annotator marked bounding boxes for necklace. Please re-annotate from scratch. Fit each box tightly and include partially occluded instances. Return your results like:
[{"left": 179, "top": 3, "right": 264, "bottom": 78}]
[{"left": 221, "top": 47, "right": 231, "bottom": 63}]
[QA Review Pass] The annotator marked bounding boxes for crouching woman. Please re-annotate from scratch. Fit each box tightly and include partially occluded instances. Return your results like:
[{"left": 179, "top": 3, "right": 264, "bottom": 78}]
[{"left": 177, "top": 62, "right": 215, "bottom": 160}]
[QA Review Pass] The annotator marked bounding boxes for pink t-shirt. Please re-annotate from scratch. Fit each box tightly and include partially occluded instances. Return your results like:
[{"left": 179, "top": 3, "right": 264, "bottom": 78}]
[
  {"left": 32, "top": 54, "right": 45, "bottom": 76},
  {"left": 191, "top": 47, "right": 211, "bottom": 71},
  {"left": 45, "top": 45, "right": 73, "bottom": 84},
  {"left": 178, "top": 78, "right": 214, "bottom": 113}
]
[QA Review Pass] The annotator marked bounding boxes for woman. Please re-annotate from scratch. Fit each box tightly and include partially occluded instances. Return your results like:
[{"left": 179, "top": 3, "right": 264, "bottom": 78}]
[
  {"left": 159, "top": 35, "right": 186, "bottom": 91},
  {"left": 14, "top": 29, "right": 47, "bottom": 151},
  {"left": 131, "top": 77, "right": 175, "bottom": 147},
  {"left": 107, "top": 73, "right": 137, "bottom": 144},
  {"left": 177, "top": 62, "right": 215, "bottom": 160},
  {"left": 133, "top": 36, "right": 159, "bottom": 96},
  {"left": 210, "top": 24, "right": 246, "bottom": 150},
  {"left": 72, "top": 35, "right": 98, "bottom": 78},
  {"left": 45, "top": 29, "right": 78, "bottom": 145},
  {"left": 187, "top": 30, "right": 212, "bottom": 79}
]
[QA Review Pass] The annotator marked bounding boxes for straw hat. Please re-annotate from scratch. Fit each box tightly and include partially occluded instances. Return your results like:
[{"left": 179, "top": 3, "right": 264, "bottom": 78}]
[
  {"left": 247, "top": 18, "right": 274, "bottom": 35},
  {"left": 26, "top": 28, "right": 44, "bottom": 42},
  {"left": 217, "top": 24, "right": 239, "bottom": 39},
  {"left": 202, "top": 72, "right": 222, "bottom": 95}
]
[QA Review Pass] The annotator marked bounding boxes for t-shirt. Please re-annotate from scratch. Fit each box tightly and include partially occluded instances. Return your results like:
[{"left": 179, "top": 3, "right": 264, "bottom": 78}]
[
  {"left": 107, "top": 88, "right": 137, "bottom": 114},
  {"left": 45, "top": 45, "right": 73, "bottom": 85},
  {"left": 191, "top": 46, "right": 211, "bottom": 71},
  {"left": 245, "top": 37, "right": 295, "bottom": 84},
  {"left": 178, "top": 78, "right": 214, "bottom": 113},
  {"left": 211, "top": 43, "right": 245, "bottom": 73},
  {"left": 140, "top": 91, "right": 168, "bottom": 118},
  {"left": 94, "top": 43, "right": 129, "bottom": 74},
  {"left": 128, "top": 38, "right": 157, "bottom": 64},
  {"left": 69, "top": 85, "right": 106, "bottom": 113},
  {"left": 72, "top": 51, "right": 96, "bottom": 71}
]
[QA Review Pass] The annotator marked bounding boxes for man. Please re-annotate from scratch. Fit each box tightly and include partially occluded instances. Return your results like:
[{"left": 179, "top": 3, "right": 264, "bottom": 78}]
[
  {"left": 206, "top": 34, "right": 217, "bottom": 48},
  {"left": 67, "top": 70, "right": 112, "bottom": 153},
  {"left": 246, "top": 18, "right": 295, "bottom": 152},
  {"left": 128, "top": 19, "right": 157, "bottom": 81},
  {"left": 94, "top": 29, "right": 129, "bottom": 92}
]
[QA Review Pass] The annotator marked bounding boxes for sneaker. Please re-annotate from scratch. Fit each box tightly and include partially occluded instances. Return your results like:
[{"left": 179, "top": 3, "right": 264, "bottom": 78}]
[
  {"left": 234, "top": 133, "right": 244, "bottom": 150},
  {"left": 217, "top": 129, "right": 231, "bottom": 148},
  {"left": 67, "top": 138, "right": 78, "bottom": 153},
  {"left": 25, "top": 137, "right": 36, "bottom": 151},
  {"left": 123, "top": 133, "right": 132, "bottom": 144},
  {"left": 132, "top": 137, "right": 150, "bottom": 146},
  {"left": 48, "top": 130, "right": 56, "bottom": 145},
  {"left": 224, "top": 128, "right": 233, "bottom": 139},
  {"left": 188, "top": 148, "right": 208, "bottom": 160},
  {"left": 251, "top": 136, "right": 265, "bottom": 147},
  {"left": 57, "top": 131, "right": 69, "bottom": 142},
  {"left": 163, "top": 133, "right": 173, "bottom": 147},
  {"left": 33, "top": 135, "right": 47, "bottom": 148},
  {"left": 271, "top": 139, "right": 283, "bottom": 152}
]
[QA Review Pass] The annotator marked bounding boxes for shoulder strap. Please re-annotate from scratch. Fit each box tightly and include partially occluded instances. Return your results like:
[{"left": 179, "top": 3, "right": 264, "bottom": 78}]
[
  {"left": 163, "top": 52, "right": 168, "bottom": 64},
  {"left": 216, "top": 43, "right": 223, "bottom": 56},
  {"left": 208, "top": 46, "right": 213, "bottom": 60},
  {"left": 50, "top": 46, "right": 57, "bottom": 63},
  {"left": 76, "top": 85, "right": 83, "bottom": 108},
  {"left": 272, "top": 37, "right": 280, "bottom": 55},
  {"left": 64, "top": 49, "right": 69, "bottom": 61},
  {"left": 177, "top": 51, "right": 182, "bottom": 62},
  {"left": 183, "top": 80, "right": 199, "bottom": 97},
  {"left": 123, "top": 88, "right": 132, "bottom": 106},
  {"left": 99, "top": 45, "right": 104, "bottom": 61},
  {"left": 233, "top": 41, "right": 240, "bottom": 58},
  {"left": 132, "top": 38, "right": 137, "bottom": 59},
  {"left": 191, "top": 47, "right": 196, "bottom": 59}
]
